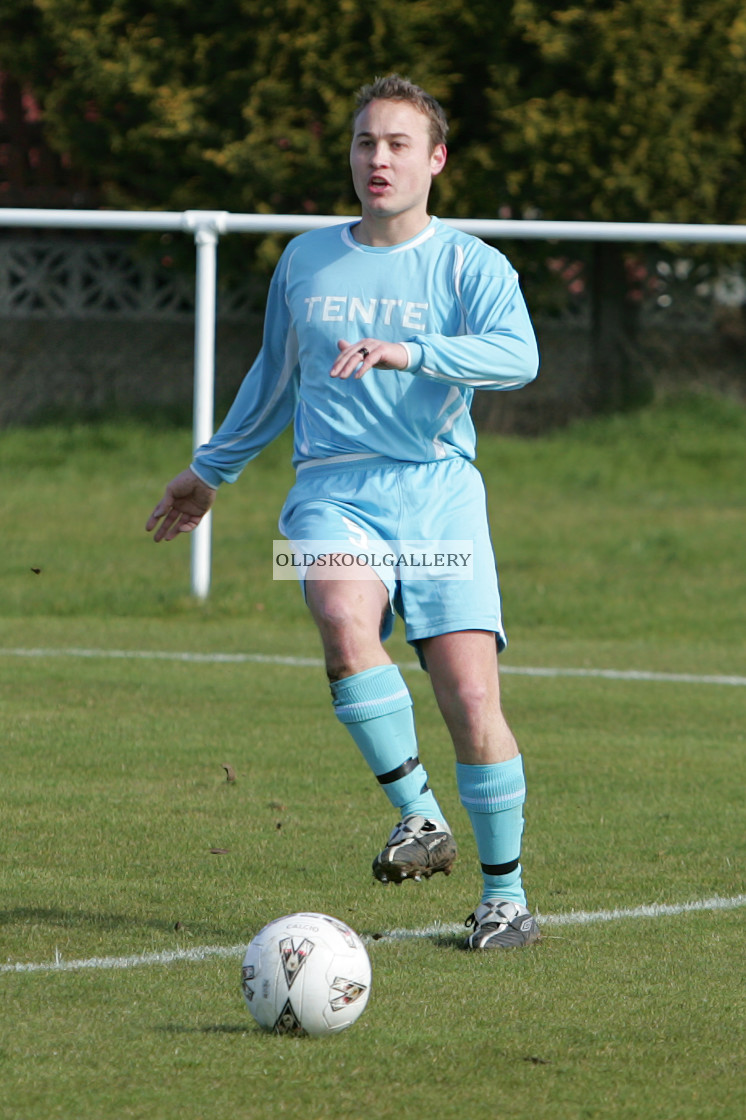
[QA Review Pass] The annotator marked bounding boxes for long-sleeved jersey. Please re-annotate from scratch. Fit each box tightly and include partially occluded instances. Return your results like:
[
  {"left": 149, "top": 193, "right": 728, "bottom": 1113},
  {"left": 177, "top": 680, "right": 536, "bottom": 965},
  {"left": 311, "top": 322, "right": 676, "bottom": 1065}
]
[{"left": 191, "top": 217, "right": 539, "bottom": 487}]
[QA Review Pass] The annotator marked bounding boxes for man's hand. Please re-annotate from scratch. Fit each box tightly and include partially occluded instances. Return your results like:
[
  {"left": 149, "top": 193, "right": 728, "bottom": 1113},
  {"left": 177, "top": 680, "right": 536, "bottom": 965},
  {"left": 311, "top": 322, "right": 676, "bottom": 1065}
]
[
  {"left": 330, "top": 339, "right": 409, "bottom": 380},
  {"left": 145, "top": 468, "right": 217, "bottom": 542}
]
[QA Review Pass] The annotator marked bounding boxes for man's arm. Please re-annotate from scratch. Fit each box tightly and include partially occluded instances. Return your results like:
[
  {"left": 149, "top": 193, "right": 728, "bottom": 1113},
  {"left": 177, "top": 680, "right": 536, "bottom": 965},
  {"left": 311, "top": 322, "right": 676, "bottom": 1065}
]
[
  {"left": 189, "top": 253, "right": 299, "bottom": 487},
  {"left": 331, "top": 251, "right": 539, "bottom": 392},
  {"left": 408, "top": 261, "right": 539, "bottom": 390},
  {"left": 146, "top": 247, "right": 298, "bottom": 542}
]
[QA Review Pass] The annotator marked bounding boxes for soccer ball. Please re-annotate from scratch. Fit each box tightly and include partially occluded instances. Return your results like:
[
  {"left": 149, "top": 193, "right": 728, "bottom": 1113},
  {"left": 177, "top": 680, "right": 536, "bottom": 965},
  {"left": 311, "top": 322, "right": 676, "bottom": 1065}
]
[{"left": 241, "top": 912, "right": 372, "bottom": 1037}]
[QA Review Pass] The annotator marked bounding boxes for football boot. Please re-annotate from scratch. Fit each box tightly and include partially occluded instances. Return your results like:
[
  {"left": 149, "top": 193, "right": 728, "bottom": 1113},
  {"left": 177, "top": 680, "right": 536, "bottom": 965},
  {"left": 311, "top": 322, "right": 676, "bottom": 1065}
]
[
  {"left": 464, "top": 899, "right": 540, "bottom": 949},
  {"left": 372, "top": 814, "right": 457, "bottom": 884}
]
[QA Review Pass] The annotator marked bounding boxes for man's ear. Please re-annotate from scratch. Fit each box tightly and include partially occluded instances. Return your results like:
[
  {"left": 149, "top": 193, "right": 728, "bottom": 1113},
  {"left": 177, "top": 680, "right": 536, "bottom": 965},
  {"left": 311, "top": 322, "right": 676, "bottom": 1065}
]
[{"left": 430, "top": 144, "right": 447, "bottom": 178}]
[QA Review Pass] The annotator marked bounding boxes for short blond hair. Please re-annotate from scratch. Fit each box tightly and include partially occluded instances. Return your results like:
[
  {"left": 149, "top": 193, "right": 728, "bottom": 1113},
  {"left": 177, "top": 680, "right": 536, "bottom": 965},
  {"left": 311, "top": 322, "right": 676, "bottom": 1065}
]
[{"left": 353, "top": 74, "right": 449, "bottom": 151}]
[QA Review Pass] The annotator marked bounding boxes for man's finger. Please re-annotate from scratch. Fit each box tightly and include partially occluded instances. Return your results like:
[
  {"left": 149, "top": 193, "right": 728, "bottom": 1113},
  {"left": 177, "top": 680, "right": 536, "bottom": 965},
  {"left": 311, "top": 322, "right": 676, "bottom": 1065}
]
[
  {"left": 145, "top": 492, "right": 175, "bottom": 533},
  {"left": 153, "top": 514, "right": 176, "bottom": 542},
  {"left": 147, "top": 503, "right": 182, "bottom": 542},
  {"left": 145, "top": 504, "right": 168, "bottom": 533},
  {"left": 331, "top": 342, "right": 373, "bottom": 379}
]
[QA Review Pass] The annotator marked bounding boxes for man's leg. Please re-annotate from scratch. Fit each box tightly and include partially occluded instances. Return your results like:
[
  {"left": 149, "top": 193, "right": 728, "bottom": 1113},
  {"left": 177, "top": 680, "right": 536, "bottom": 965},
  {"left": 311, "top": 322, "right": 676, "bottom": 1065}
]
[
  {"left": 420, "top": 629, "right": 539, "bottom": 948},
  {"left": 306, "top": 564, "right": 456, "bottom": 881}
]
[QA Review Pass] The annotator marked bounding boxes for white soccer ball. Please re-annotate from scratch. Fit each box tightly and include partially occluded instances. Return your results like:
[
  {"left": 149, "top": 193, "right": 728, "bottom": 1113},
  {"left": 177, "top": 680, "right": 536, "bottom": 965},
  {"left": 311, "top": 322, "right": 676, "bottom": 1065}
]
[{"left": 241, "top": 912, "right": 372, "bottom": 1037}]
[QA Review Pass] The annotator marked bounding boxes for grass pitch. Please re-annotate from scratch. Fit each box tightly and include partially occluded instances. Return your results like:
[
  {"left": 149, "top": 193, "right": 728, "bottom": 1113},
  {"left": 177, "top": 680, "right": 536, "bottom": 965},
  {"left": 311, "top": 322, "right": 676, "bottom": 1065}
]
[{"left": 1, "top": 393, "right": 745, "bottom": 1119}]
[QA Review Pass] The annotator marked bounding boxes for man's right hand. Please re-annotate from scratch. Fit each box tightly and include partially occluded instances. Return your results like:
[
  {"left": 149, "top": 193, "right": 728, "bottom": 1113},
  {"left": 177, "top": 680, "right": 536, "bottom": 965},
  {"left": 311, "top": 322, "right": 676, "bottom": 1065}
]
[{"left": 145, "top": 468, "right": 217, "bottom": 542}]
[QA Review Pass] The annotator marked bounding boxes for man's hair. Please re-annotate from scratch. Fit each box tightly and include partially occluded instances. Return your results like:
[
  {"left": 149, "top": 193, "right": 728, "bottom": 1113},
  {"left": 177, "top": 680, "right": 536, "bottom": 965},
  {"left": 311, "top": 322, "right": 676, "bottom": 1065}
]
[{"left": 353, "top": 74, "right": 449, "bottom": 150}]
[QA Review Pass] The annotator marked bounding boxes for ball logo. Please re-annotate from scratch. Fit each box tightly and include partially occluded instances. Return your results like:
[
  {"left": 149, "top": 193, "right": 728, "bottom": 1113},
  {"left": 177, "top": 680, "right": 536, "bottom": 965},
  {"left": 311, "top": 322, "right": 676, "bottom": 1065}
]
[
  {"left": 330, "top": 977, "right": 368, "bottom": 1012},
  {"left": 273, "top": 999, "right": 304, "bottom": 1035},
  {"left": 241, "top": 964, "right": 256, "bottom": 1002},
  {"left": 322, "top": 915, "right": 358, "bottom": 949},
  {"left": 279, "top": 936, "right": 314, "bottom": 989}
]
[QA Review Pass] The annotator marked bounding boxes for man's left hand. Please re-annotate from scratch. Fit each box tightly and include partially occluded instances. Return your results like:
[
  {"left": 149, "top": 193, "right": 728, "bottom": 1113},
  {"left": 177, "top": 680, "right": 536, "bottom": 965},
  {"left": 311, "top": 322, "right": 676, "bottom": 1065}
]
[{"left": 330, "top": 339, "right": 409, "bottom": 380}]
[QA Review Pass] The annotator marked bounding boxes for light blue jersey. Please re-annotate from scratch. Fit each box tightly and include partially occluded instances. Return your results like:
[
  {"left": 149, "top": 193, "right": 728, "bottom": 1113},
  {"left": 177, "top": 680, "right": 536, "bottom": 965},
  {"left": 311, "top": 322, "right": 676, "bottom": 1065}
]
[{"left": 191, "top": 217, "right": 538, "bottom": 485}]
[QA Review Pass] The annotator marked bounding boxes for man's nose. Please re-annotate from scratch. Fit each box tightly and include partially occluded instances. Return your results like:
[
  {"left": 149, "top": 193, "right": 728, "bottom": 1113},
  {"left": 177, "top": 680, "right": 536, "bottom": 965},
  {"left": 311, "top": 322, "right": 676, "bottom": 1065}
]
[{"left": 370, "top": 143, "right": 390, "bottom": 165}]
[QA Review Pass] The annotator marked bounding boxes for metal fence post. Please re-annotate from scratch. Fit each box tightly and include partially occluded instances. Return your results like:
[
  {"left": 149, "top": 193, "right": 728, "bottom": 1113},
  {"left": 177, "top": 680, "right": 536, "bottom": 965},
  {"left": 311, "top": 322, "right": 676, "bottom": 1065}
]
[{"left": 184, "top": 211, "right": 228, "bottom": 599}]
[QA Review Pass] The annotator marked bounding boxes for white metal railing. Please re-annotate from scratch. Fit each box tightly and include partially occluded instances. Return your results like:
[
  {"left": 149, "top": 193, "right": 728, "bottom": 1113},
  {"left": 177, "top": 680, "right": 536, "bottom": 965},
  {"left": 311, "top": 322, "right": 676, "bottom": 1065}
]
[{"left": 2, "top": 207, "right": 745, "bottom": 598}]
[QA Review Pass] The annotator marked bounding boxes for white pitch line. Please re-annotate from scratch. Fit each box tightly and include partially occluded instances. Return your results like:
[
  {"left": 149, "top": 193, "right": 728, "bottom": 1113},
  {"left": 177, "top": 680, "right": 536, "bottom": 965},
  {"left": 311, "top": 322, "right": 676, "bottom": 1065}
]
[
  {"left": 0, "top": 647, "right": 325, "bottom": 668},
  {"left": 1, "top": 944, "right": 247, "bottom": 975},
  {"left": 1, "top": 647, "right": 745, "bottom": 686},
  {"left": 3, "top": 895, "right": 744, "bottom": 975},
  {"left": 500, "top": 665, "right": 746, "bottom": 687}
]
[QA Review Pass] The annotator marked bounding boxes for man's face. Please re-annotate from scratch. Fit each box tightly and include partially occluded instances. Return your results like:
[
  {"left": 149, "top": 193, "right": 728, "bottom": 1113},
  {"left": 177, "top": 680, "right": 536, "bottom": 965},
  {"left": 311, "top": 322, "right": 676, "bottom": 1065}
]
[{"left": 350, "top": 99, "right": 446, "bottom": 224}]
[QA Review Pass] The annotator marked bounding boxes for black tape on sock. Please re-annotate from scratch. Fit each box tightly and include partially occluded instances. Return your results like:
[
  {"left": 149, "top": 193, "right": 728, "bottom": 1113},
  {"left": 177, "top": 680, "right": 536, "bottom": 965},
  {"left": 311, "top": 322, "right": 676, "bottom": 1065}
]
[
  {"left": 376, "top": 757, "right": 420, "bottom": 786},
  {"left": 481, "top": 857, "right": 520, "bottom": 876}
]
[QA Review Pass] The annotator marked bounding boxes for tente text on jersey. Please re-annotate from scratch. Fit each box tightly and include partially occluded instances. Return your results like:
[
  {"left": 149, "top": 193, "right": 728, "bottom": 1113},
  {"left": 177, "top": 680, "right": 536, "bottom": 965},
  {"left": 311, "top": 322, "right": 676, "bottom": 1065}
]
[{"left": 303, "top": 296, "right": 429, "bottom": 329}]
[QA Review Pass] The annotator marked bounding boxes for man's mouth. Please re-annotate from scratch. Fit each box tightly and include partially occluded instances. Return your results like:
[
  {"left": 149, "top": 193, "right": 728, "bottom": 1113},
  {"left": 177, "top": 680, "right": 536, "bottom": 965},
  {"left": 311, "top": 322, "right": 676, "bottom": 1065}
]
[{"left": 368, "top": 175, "right": 390, "bottom": 192}]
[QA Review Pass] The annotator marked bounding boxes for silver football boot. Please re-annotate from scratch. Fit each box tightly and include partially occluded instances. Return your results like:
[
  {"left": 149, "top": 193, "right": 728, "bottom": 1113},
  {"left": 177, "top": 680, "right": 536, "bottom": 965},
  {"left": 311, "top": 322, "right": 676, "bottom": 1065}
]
[
  {"left": 464, "top": 899, "right": 540, "bottom": 949},
  {"left": 372, "top": 815, "right": 457, "bottom": 884}
]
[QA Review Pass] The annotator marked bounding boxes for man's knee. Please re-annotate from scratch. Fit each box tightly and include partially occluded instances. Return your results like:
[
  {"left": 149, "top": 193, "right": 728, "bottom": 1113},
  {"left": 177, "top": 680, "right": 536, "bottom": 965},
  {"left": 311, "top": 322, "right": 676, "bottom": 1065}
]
[
  {"left": 309, "top": 590, "right": 358, "bottom": 635},
  {"left": 306, "top": 586, "right": 389, "bottom": 681},
  {"left": 442, "top": 675, "right": 495, "bottom": 720},
  {"left": 307, "top": 579, "right": 388, "bottom": 635},
  {"left": 308, "top": 593, "right": 373, "bottom": 647}
]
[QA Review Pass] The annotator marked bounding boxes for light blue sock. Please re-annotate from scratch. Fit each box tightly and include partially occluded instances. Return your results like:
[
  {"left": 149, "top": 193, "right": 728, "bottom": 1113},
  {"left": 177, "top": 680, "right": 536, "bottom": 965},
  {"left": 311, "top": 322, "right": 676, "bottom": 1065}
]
[
  {"left": 456, "top": 755, "right": 527, "bottom": 906},
  {"left": 331, "top": 665, "right": 446, "bottom": 823}
]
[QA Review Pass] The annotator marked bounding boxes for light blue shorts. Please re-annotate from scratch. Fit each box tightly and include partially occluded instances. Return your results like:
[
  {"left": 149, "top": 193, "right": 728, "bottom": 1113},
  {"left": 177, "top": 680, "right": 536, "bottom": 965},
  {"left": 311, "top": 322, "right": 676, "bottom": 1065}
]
[{"left": 278, "top": 456, "right": 506, "bottom": 662}]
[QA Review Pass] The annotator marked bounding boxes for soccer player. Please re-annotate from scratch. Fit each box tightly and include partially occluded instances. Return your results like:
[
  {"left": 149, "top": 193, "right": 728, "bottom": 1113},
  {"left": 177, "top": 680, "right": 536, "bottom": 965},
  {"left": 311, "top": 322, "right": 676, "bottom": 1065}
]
[{"left": 146, "top": 75, "right": 540, "bottom": 950}]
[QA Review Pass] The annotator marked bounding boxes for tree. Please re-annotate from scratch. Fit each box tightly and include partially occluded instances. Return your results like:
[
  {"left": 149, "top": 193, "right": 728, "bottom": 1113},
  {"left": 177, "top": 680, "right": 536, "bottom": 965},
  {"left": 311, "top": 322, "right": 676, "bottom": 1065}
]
[
  {"left": 3, "top": 1, "right": 481, "bottom": 279},
  {"left": 465, "top": 0, "right": 746, "bottom": 408},
  {"left": 0, "top": 0, "right": 466, "bottom": 267}
]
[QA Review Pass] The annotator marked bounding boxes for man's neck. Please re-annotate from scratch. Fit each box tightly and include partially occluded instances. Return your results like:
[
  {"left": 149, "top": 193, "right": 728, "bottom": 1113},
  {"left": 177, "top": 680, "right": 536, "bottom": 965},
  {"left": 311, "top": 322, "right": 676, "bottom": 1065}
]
[{"left": 352, "top": 211, "right": 433, "bottom": 247}]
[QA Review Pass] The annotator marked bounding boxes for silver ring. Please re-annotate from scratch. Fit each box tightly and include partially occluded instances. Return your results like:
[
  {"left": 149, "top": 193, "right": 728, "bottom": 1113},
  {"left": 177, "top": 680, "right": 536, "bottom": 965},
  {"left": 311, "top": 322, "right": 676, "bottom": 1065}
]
[{"left": 358, "top": 347, "right": 369, "bottom": 359}]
